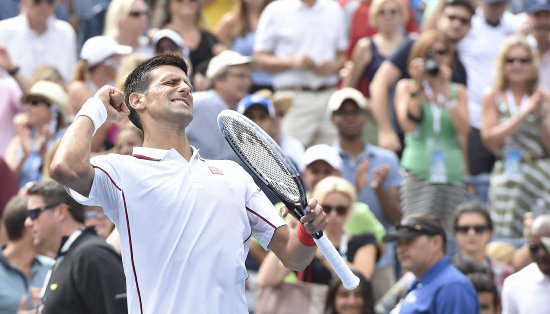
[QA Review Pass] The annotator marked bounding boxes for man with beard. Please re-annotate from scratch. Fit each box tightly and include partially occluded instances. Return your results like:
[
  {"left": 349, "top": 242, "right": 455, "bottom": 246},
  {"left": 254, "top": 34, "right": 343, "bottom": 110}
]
[{"left": 501, "top": 215, "right": 550, "bottom": 314}]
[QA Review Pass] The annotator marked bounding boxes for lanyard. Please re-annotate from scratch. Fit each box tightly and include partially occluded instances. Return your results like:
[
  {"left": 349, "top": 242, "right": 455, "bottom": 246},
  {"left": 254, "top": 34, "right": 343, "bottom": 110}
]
[
  {"left": 505, "top": 90, "right": 528, "bottom": 116},
  {"left": 422, "top": 81, "right": 445, "bottom": 136}
]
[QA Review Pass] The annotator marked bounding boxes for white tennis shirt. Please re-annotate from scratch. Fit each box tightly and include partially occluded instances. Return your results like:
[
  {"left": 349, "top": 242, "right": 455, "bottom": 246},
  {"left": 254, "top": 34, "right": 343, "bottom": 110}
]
[{"left": 67, "top": 146, "right": 286, "bottom": 314}]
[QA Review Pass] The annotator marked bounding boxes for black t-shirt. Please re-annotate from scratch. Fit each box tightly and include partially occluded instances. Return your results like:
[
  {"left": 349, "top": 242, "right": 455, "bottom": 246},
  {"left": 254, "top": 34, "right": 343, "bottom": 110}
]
[
  {"left": 389, "top": 38, "right": 467, "bottom": 85},
  {"left": 190, "top": 29, "right": 218, "bottom": 72},
  {"left": 299, "top": 233, "right": 378, "bottom": 286}
]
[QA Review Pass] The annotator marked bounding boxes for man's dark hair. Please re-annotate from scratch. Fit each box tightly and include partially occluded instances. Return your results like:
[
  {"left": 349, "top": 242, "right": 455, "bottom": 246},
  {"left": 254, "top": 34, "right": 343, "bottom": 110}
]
[
  {"left": 467, "top": 272, "right": 499, "bottom": 309},
  {"left": 27, "top": 179, "right": 85, "bottom": 224},
  {"left": 451, "top": 254, "right": 488, "bottom": 275},
  {"left": 444, "top": 0, "right": 476, "bottom": 16},
  {"left": 454, "top": 201, "right": 493, "bottom": 232},
  {"left": 123, "top": 55, "right": 189, "bottom": 130},
  {"left": 2, "top": 197, "right": 29, "bottom": 241}
]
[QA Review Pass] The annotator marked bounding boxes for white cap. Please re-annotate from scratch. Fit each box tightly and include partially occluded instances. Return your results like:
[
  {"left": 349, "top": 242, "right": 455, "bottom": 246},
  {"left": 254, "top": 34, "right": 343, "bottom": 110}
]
[
  {"left": 206, "top": 50, "right": 254, "bottom": 79},
  {"left": 302, "top": 144, "right": 342, "bottom": 171},
  {"left": 22, "top": 80, "right": 69, "bottom": 116},
  {"left": 80, "top": 36, "right": 132, "bottom": 67},
  {"left": 327, "top": 87, "right": 368, "bottom": 113},
  {"left": 152, "top": 29, "right": 184, "bottom": 48}
]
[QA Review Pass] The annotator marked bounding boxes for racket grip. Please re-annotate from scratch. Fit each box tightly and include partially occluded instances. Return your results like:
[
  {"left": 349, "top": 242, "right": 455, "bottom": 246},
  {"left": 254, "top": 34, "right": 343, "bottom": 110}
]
[{"left": 314, "top": 235, "right": 360, "bottom": 290}]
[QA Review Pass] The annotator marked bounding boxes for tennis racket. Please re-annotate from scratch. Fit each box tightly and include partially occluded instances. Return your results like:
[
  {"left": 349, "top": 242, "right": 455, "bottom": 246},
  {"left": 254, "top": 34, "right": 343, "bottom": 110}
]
[{"left": 217, "top": 109, "right": 360, "bottom": 290}]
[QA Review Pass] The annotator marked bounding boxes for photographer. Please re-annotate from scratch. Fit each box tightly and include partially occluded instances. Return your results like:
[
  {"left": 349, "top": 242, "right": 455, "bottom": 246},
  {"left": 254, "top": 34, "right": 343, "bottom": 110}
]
[{"left": 394, "top": 30, "right": 470, "bottom": 244}]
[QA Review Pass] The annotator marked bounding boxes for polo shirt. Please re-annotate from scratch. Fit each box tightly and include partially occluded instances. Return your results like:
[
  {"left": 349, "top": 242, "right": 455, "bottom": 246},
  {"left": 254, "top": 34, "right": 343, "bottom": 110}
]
[
  {"left": 457, "top": 9, "right": 523, "bottom": 129},
  {"left": 0, "top": 14, "right": 76, "bottom": 83},
  {"left": 335, "top": 141, "right": 401, "bottom": 268},
  {"left": 0, "top": 251, "right": 53, "bottom": 314},
  {"left": 67, "top": 146, "right": 286, "bottom": 314},
  {"left": 398, "top": 257, "right": 480, "bottom": 314},
  {"left": 254, "top": 0, "right": 348, "bottom": 89},
  {"left": 501, "top": 263, "right": 550, "bottom": 314}
]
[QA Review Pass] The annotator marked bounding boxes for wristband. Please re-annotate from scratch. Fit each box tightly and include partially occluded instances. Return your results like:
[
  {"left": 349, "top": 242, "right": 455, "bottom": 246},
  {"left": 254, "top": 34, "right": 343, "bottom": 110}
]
[
  {"left": 297, "top": 223, "right": 316, "bottom": 247},
  {"left": 75, "top": 98, "right": 108, "bottom": 135}
]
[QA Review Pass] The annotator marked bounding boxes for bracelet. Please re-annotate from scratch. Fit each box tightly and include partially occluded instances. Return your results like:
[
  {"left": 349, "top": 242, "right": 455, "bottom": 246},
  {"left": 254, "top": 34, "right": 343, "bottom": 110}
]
[
  {"left": 8, "top": 66, "right": 19, "bottom": 76},
  {"left": 297, "top": 223, "right": 316, "bottom": 247},
  {"left": 75, "top": 98, "right": 108, "bottom": 135},
  {"left": 406, "top": 106, "right": 424, "bottom": 123}
]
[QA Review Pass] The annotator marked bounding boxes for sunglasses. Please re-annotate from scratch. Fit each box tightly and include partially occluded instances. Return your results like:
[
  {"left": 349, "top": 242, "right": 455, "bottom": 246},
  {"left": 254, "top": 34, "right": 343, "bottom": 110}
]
[
  {"left": 28, "top": 203, "right": 60, "bottom": 220},
  {"left": 24, "top": 98, "right": 50, "bottom": 107},
  {"left": 430, "top": 48, "right": 450, "bottom": 56},
  {"left": 455, "top": 225, "right": 488, "bottom": 235},
  {"left": 34, "top": 0, "right": 55, "bottom": 5},
  {"left": 103, "top": 57, "right": 118, "bottom": 68},
  {"left": 505, "top": 57, "right": 531, "bottom": 65},
  {"left": 378, "top": 8, "right": 398, "bottom": 16},
  {"left": 321, "top": 204, "right": 349, "bottom": 216},
  {"left": 446, "top": 13, "right": 471, "bottom": 25},
  {"left": 156, "top": 44, "right": 181, "bottom": 53},
  {"left": 129, "top": 10, "right": 148, "bottom": 18}
]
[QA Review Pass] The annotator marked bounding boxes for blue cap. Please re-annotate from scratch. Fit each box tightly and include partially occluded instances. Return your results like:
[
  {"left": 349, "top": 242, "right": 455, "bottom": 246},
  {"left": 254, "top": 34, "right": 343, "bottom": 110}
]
[
  {"left": 236, "top": 94, "right": 276, "bottom": 118},
  {"left": 526, "top": 0, "right": 550, "bottom": 13}
]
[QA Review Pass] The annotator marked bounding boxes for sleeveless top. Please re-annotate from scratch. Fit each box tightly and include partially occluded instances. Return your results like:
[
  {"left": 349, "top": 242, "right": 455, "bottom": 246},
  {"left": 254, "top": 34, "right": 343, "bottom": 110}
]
[{"left": 363, "top": 38, "right": 386, "bottom": 83}]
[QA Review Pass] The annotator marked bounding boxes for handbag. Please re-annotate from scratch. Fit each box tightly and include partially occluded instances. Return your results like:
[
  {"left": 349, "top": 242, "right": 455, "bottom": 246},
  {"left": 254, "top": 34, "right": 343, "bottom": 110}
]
[{"left": 254, "top": 281, "right": 328, "bottom": 314}]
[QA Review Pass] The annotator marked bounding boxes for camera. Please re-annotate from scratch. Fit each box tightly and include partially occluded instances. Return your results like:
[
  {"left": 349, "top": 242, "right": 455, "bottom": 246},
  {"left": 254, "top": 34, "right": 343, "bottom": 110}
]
[{"left": 424, "top": 50, "right": 439, "bottom": 77}]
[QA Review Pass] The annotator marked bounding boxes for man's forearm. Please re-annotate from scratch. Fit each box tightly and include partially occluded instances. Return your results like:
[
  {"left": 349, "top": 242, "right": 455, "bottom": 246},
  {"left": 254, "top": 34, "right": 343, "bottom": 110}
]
[{"left": 50, "top": 116, "right": 95, "bottom": 196}]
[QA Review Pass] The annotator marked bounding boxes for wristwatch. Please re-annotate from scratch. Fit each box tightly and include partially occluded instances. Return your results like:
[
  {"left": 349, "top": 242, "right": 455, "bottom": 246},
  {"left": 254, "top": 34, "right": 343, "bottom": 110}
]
[{"left": 8, "top": 66, "right": 19, "bottom": 76}]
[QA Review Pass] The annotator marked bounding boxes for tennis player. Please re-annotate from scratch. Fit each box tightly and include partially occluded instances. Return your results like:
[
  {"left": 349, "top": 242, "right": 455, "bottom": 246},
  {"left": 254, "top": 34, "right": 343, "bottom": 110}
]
[{"left": 50, "top": 55, "right": 327, "bottom": 314}]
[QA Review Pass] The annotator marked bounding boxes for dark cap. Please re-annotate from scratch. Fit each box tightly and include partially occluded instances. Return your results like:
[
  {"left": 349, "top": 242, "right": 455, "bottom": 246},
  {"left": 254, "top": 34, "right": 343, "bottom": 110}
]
[
  {"left": 526, "top": 0, "right": 550, "bottom": 13},
  {"left": 444, "top": 0, "right": 476, "bottom": 15},
  {"left": 383, "top": 217, "right": 447, "bottom": 242}
]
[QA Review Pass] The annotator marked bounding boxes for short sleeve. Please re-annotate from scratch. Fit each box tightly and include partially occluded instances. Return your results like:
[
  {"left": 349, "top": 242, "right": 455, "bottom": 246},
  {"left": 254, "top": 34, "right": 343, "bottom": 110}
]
[
  {"left": 242, "top": 167, "right": 286, "bottom": 249},
  {"left": 254, "top": 2, "right": 278, "bottom": 53},
  {"left": 347, "top": 232, "right": 378, "bottom": 262},
  {"left": 65, "top": 155, "right": 124, "bottom": 224}
]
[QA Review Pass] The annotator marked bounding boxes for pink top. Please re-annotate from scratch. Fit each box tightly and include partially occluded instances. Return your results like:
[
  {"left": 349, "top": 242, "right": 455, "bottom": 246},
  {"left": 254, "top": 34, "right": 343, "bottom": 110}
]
[{"left": 0, "top": 77, "right": 23, "bottom": 156}]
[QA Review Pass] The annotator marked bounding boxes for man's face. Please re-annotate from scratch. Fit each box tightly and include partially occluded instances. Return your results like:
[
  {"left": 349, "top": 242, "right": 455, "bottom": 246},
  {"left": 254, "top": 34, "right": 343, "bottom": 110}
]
[
  {"left": 438, "top": 5, "right": 472, "bottom": 43},
  {"left": 396, "top": 235, "right": 438, "bottom": 277},
  {"left": 481, "top": 1, "right": 507, "bottom": 25},
  {"left": 302, "top": 160, "right": 339, "bottom": 191},
  {"left": 141, "top": 65, "right": 193, "bottom": 127},
  {"left": 332, "top": 100, "right": 366, "bottom": 140},
  {"left": 529, "top": 10, "right": 550, "bottom": 39},
  {"left": 23, "top": 0, "right": 56, "bottom": 25},
  {"left": 25, "top": 195, "right": 59, "bottom": 253},
  {"left": 478, "top": 291, "right": 498, "bottom": 314},
  {"left": 529, "top": 239, "right": 550, "bottom": 276},
  {"left": 244, "top": 105, "right": 276, "bottom": 137},
  {"left": 215, "top": 64, "right": 252, "bottom": 108}
]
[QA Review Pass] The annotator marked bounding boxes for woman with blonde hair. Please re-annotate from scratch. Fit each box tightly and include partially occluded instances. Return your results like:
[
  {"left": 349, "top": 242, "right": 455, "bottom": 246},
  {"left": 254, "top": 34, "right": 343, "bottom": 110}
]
[
  {"left": 394, "top": 29, "right": 470, "bottom": 234},
  {"left": 104, "top": 0, "right": 153, "bottom": 56},
  {"left": 153, "top": 0, "right": 225, "bottom": 74},
  {"left": 481, "top": 35, "right": 550, "bottom": 238},
  {"left": 257, "top": 176, "right": 379, "bottom": 288},
  {"left": 342, "top": 0, "right": 408, "bottom": 97}
]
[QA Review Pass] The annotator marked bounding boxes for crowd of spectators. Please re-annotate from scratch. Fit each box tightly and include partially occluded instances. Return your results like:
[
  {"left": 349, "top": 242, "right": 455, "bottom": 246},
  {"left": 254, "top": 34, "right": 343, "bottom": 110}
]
[{"left": 1, "top": 0, "right": 550, "bottom": 313}]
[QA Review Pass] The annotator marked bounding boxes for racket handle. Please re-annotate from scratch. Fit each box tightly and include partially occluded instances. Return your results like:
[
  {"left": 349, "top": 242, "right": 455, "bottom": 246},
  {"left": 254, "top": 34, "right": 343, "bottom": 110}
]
[{"left": 314, "top": 235, "right": 360, "bottom": 290}]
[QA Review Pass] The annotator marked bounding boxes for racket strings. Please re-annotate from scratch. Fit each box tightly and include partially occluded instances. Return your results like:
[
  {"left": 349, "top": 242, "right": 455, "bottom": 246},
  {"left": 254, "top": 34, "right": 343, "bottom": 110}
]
[{"left": 220, "top": 117, "right": 301, "bottom": 204}]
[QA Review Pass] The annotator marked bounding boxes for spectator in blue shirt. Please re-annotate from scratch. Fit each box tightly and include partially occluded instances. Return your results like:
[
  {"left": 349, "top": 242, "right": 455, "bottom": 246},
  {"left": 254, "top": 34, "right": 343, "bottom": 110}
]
[{"left": 383, "top": 215, "right": 480, "bottom": 314}]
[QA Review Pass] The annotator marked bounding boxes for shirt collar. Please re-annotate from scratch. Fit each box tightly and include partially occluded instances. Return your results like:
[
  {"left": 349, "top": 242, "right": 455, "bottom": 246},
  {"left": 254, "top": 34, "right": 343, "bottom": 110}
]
[
  {"left": 132, "top": 146, "right": 200, "bottom": 162},
  {"left": 418, "top": 256, "right": 451, "bottom": 285}
]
